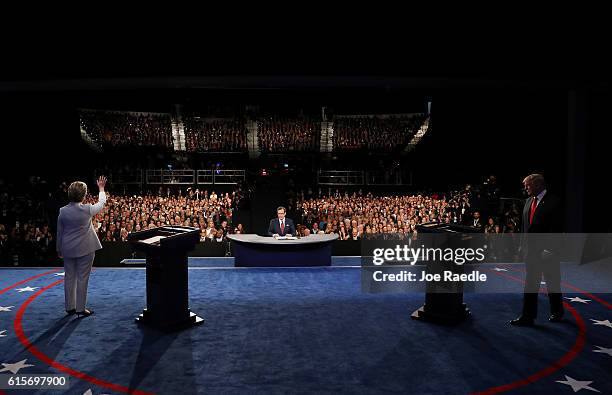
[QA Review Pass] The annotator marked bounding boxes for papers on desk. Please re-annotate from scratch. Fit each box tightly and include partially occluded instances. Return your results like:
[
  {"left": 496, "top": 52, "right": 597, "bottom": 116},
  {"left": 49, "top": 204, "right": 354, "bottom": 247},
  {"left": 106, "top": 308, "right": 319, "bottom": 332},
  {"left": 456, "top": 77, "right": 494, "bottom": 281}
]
[
  {"left": 139, "top": 235, "right": 165, "bottom": 245},
  {"left": 163, "top": 227, "right": 191, "bottom": 232},
  {"left": 274, "top": 236, "right": 298, "bottom": 240}
]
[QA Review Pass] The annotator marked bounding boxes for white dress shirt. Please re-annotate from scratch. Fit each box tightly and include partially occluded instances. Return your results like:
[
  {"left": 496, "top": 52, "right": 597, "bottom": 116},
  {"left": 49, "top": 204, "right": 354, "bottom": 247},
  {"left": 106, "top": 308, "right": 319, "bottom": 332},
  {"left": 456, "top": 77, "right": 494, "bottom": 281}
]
[{"left": 535, "top": 189, "right": 546, "bottom": 207}]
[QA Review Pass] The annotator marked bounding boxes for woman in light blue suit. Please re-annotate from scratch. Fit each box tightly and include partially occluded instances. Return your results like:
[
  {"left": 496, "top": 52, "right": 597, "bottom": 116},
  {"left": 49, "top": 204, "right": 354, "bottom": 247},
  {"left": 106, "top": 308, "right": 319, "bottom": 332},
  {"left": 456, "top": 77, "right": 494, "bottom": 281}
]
[{"left": 56, "top": 176, "right": 107, "bottom": 317}]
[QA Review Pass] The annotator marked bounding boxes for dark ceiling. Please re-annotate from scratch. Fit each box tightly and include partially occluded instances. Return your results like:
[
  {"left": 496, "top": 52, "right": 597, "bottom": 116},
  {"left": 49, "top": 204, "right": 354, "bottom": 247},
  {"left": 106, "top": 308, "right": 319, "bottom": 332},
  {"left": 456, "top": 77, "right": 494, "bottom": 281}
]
[{"left": 1, "top": 44, "right": 610, "bottom": 92}]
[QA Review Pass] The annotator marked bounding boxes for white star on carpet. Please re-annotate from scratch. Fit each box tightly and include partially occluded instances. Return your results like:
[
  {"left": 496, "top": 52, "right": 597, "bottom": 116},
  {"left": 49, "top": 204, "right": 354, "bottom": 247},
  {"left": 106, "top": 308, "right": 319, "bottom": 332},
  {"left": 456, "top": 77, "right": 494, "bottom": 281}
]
[
  {"left": 565, "top": 296, "right": 591, "bottom": 304},
  {"left": 556, "top": 375, "right": 600, "bottom": 392},
  {"left": 54, "top": 272, "right": 65, "bottom": 276},
  {"left": 0, "top": 306, "right": 14, "bottom": 312},
  {"left": 590, "top": 319, "right": 612, "bottom": 329},
  {"left": 16, "top": 286, "right": 38, "bottom": 293},
  {"left": 593, "top": 345, "right": 612, "bottom": 357},
  {"left": 493, "top": 267, "right": 508, "bottom": 272},
  {"left": 0, "top": 330, "right": 7, "bottom": 337},
  {"left": 83, "top": 389, "right": 111, "bottom": 395},
  {"left": 0, "top": 359, "right": 34, "bottom": 374}
]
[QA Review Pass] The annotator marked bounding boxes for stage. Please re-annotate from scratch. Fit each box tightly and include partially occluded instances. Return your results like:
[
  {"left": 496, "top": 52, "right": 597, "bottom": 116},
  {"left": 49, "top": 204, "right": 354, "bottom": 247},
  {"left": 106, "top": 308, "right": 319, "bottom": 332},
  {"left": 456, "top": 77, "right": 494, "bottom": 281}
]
[{"left": 0, "top": 263, "right": 610, "bottom": 394}]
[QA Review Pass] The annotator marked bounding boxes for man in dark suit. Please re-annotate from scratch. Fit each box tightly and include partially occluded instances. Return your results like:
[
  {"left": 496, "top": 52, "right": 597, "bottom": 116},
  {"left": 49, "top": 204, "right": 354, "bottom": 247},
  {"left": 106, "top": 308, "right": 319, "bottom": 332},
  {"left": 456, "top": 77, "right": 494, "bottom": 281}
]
[
  {"left": 470, "top": 211, "right": 483, "bottom": 229},
  {"left": 268, "top": 206, "right": 295, "bottom": 237},
  {"left": 510, "top": 174, "right": 564, "bottom": 326}
]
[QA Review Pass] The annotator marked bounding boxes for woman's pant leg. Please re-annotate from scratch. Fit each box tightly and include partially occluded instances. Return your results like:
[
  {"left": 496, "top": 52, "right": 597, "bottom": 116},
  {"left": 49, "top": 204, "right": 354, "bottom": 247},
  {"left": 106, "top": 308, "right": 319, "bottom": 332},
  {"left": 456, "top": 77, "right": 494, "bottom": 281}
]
[
  {"left": 75, "top": 252, "right": 95, "bottom": 312},
  {"left": 63, "top": 257, "right": 78, "bottom": 311}
]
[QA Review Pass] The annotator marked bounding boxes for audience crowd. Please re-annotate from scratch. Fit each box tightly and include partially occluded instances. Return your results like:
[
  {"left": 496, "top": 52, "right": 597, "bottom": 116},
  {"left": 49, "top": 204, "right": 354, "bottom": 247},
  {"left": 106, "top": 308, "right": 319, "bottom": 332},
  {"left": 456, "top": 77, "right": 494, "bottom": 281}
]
[
  {"left": 79, "top": 112, "right": 431, "bottom": 153},
  {"left": 333, "top": 115, "right": 425, "bottom": 151},
  {"left": 184, "top": 118, "right": 247, "bottom": 152},
  {"left": 80, "top": 111, "right": 173, "bottom": 148},
  {"left": 257, "top": 116, "right": 319, "bottom": 152},
  {"left": 84, "top": 189, "right": 243, "bottom": 244},
  {"left": 0, "top": 176, "right": 246, "bottom": 265},
  {"left": 1, "top": 173, "right": 522, "bottom": 265},
  {"left": 294, "top": 188, "right": 471, "bottom": 240},
  {"left": 293, "top": 176, "right": 518, "bottom": 241},
  {"left": 0, "top": 177, "right": 58, "bottom": 265}
]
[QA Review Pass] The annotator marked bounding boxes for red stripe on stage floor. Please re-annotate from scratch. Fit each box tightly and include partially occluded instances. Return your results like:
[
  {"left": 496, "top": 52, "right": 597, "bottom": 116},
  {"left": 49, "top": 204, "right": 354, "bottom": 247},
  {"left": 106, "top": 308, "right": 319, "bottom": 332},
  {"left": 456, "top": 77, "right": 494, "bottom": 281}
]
[
  {"left": 470, "top": 270, "right": 587, "bottom": 395},
  {"left": 0, "top": 269, "right": 59, "bottom": 395},
  {"left": 13, "top": 280, "right": 156, "bottom": 395},
  {"left": 0, "top": 269, "right": 61, "bottom": 295}
]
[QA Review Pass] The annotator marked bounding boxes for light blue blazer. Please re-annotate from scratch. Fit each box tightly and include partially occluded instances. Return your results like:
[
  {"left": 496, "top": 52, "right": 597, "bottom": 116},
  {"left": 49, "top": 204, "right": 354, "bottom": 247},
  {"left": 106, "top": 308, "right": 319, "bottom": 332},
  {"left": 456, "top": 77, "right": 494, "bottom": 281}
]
[{"left": 57, "top": 192, "right": 107, "bottom": 258}]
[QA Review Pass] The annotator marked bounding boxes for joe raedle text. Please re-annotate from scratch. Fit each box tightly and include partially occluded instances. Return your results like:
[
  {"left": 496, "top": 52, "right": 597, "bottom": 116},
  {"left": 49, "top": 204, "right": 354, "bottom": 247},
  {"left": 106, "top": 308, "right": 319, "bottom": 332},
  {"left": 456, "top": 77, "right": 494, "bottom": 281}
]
[{"left": 372, "top": 270, "right": 487, "bottom": 283}]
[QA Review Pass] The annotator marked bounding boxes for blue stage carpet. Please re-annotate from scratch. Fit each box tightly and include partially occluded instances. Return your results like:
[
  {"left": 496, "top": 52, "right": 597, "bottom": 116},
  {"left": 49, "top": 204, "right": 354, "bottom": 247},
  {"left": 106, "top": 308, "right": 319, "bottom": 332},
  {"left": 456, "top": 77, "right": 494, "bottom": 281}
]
[{"left": 0, "top": 267, "right": 610, "bottom": 394}]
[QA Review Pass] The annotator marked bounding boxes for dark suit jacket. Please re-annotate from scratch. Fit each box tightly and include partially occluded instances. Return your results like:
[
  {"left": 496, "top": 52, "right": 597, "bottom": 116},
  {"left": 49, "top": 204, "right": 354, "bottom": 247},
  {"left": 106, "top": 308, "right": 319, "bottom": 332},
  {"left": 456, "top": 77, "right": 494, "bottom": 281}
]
[
  {"left": 268, "top": 218, "right": 295, "bottom": 236},
  {"left": 521, "top": 192, "right": 562, "bottom": 261},
  {"left": 522, "top": 192, "right": 562, "bottom": 233},
  {"left": 469, "top": 217, "right": 483, "bottom": 228}
]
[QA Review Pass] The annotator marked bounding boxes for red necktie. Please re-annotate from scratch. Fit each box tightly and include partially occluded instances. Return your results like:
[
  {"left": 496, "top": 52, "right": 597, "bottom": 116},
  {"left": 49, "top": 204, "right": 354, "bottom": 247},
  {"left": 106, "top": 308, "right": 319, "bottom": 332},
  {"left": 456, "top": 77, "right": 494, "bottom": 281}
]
[
  {"left": 529, "top": 197, "right": 538, "bottom": 225},
  {"left": 280, "top": 220, "right": 285, "bottom": 234}
]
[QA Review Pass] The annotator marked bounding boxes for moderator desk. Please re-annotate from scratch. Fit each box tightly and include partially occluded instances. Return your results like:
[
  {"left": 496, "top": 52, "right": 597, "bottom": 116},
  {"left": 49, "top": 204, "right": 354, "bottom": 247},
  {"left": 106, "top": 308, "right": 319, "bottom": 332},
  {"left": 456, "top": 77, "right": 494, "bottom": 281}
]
[{"left": 227, "top": 234, "right": 339, "bottom": 267}]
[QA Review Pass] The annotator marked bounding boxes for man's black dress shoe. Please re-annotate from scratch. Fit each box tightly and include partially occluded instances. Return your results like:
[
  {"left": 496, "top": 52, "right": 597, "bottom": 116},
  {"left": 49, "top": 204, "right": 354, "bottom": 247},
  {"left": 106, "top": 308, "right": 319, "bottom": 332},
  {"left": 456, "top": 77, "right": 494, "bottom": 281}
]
[
  {"left": 509, "top": 317, "right": 535, "bottom": 326},
  {"left": 65, "top": 309, "right": 76, "bottom": 316},
  {"left": 549, "top": 314, "right": 564, "bottom": 322},
  {"left": 76, "top": 309, "right": 94, "bottom": 318}
]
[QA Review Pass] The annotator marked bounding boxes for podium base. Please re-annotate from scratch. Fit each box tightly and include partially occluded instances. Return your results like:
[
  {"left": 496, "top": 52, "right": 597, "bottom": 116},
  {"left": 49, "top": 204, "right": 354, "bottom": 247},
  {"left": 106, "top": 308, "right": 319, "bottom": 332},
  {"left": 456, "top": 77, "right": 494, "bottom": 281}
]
[
  {"left": 411, "top": 303, "right": 470, "bottom": 324},
  {"left": 136, "top": 309, "right": 204, "bottom": 331}
]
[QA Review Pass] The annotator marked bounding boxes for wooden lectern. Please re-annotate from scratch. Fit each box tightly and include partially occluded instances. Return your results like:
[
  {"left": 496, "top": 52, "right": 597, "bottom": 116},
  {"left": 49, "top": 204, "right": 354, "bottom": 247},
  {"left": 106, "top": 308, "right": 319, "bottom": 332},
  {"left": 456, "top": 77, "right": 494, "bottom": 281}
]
[
  {"left": 128, "top": 226, "right": 203, "bottom": 330},
  {"left": 411, "top": 223, "right": 480, "bottom": 324}
]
